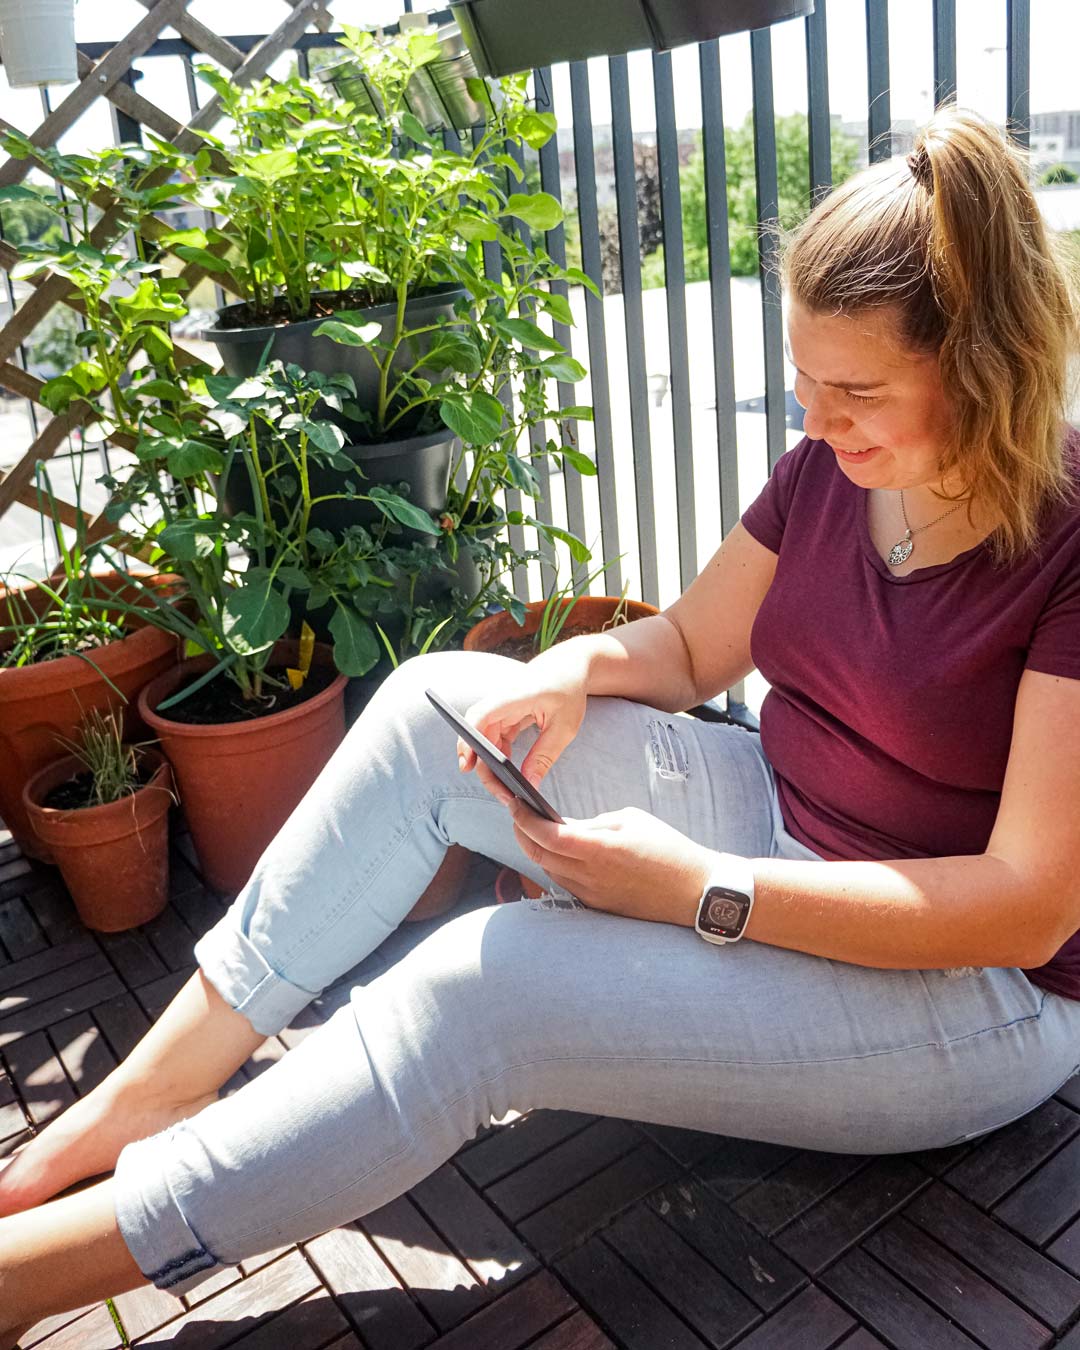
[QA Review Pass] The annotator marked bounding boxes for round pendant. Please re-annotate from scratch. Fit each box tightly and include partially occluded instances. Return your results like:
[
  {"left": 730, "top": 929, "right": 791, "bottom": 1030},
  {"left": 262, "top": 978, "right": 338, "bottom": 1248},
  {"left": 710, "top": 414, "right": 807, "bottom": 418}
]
[{"left": 888, "top": 538, "right": 914, "bottom": 566}]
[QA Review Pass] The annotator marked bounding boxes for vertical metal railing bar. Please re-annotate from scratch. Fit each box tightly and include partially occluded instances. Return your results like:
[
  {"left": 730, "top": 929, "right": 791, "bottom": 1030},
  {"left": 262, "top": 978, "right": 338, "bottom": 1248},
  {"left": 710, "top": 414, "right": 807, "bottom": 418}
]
[
  {"left": 805, "top": 0, "right": 832, "bottom": 204},
  {"left": 697, "top": 41, "right": 738, "bottom": 542},
  {"left": 866, "top": 0, "right": 891, "bottom": 162},
  {"left": 472, "top": 122, "right": 529, "bottom": 599},
  {"left": 1007, "top": 0, "right": 1031, "bottom": 147},
  {"left": 652, "top": 50, "right": 696, "bottom": 592},
  {"left": 507, "top": 134, "right": 540, "bottom": 599},
  {"left": 297, "top": 48, "right": 310, "bottom": 79},
  {"left": 750, "top": 29, "right": 787, "bottom": 475},
  {"left": 609, "top": 54, "right": 660, "bottom": 606},
  {"left": 534, "top": 64, "right": 586, "bottom": 591},
  {"left": 569, "top": 60, "right": 622, "bottom": 595},
  {"left": 932, "top": 0, "right": 957, "bottom": 108}
]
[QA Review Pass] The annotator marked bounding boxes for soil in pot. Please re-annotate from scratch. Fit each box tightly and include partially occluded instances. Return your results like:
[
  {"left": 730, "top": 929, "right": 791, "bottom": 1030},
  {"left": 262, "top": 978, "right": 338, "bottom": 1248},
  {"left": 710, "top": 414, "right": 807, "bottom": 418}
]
[
  {"left": 43, "top": 763, "right": 154, "bottom": 811},
  {"left": 209, "top": 287, "right": 391, "bottom": 332},
  {"left": 155, "top": 662, "right": 338, "bottom": 726}
]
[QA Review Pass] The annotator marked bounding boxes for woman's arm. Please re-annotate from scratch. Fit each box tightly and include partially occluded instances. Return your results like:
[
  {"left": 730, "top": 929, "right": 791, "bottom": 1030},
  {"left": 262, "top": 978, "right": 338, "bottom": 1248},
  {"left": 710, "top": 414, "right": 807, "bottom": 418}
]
[
  {"left": 558, "top": 522, "right": 779, "bottom": 713},
  {"left": 509, "top": 668, "right": 1080, "bottom": 972}
]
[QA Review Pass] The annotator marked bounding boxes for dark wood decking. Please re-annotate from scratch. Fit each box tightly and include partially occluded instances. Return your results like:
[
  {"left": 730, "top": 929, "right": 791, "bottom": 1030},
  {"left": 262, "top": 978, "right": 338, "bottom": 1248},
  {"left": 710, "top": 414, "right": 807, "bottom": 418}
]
[{"left": 6, "top": 824, "right": 1080, "bottom": 1350}]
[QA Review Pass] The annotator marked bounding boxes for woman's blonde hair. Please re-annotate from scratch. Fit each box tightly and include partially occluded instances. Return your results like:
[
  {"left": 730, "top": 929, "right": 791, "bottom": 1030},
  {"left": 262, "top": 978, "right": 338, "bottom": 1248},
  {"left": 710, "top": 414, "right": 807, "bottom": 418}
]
[{"left": 782, "top": 107, "right": 1080, "bottom": 563}]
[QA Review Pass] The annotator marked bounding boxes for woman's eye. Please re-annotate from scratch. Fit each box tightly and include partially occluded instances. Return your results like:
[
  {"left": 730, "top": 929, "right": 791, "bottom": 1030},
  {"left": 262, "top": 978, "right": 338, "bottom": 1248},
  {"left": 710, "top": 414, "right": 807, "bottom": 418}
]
[{"left": 846, "top": 391, "right": 879, "bottom": 406}]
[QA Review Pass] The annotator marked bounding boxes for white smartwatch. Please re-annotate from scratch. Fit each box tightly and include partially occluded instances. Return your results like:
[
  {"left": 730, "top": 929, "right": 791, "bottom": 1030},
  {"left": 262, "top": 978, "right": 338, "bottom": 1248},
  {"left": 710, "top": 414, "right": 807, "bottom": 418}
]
[{"left": 694, "top": 854, "right": 756, "bottom": 945}]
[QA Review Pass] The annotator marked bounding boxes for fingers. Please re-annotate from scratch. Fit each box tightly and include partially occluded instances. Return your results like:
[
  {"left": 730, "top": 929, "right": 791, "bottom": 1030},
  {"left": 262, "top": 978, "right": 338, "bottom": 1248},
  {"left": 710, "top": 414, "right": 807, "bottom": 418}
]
[{"left": 519, "top": 718, "right": 575, "bottom": 786}]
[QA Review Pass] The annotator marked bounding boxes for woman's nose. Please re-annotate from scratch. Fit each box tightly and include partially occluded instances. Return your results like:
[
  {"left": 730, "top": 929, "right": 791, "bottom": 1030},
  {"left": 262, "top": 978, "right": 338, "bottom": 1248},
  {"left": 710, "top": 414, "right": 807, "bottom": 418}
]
[{"left": 798, "top": 382, "right": 850, "bottom": 442}]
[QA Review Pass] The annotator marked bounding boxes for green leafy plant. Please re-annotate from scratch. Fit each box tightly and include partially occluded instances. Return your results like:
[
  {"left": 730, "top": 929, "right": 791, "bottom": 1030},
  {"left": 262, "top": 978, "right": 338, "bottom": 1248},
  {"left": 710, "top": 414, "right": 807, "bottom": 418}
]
[
  {"left": 0, "top": 135, "right": 207, "bottom": 441},
  {"left": 96, "top": 360, "right": 452, "bottom": 704},
  {"left": 0, "top": 464, "right": 126, "bottom": 673}
]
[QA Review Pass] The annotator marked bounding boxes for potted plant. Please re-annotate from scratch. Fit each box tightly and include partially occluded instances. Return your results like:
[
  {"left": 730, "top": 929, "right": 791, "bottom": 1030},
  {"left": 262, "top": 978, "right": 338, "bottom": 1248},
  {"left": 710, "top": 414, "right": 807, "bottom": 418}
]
[
  {"left": 21, "top": 710, "right": 174, "bottom": 932},
  {"left": 0, "top": 470, "right": 180, "bottom": 860},
  {"left": 91, "top": 357, "right": 462, "bottom": 893},
  {"left": 177, "top": 26, "right": 592, "bottom": 534}
]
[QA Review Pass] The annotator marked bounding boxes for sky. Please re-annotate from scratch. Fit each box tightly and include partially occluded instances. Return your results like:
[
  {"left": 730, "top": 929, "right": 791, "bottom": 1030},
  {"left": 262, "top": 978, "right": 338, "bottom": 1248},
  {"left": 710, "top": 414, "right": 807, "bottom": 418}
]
[{"left": 2, "top": 0, "right": 1074, "bottom": 157}]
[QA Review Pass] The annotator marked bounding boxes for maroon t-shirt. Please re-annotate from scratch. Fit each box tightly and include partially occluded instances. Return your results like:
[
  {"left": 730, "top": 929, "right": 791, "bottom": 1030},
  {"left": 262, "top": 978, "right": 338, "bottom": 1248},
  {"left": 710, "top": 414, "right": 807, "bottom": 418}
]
[{"left": 741, "top": 433, "right": 1080, "bottom": 999}]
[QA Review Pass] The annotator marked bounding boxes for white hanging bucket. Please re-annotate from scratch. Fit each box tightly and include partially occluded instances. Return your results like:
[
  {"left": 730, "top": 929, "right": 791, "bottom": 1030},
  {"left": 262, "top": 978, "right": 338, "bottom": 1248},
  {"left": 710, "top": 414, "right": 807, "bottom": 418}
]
[{"left": 0, "top": 0, "right": 77, "bottom": 88}]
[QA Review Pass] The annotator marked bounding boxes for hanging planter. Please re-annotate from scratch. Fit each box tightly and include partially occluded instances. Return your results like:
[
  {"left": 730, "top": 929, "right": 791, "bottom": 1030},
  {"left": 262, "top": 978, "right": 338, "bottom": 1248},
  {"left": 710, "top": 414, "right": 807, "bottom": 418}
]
[
  {"left": 320, "top": 22, "right": 501, "bottom": 133},
  {"left": 449, "top": 0, "right": 816, "bottom": 76},
  {"left": 0, "top": 0, "right": 77, "bottom": 88}
]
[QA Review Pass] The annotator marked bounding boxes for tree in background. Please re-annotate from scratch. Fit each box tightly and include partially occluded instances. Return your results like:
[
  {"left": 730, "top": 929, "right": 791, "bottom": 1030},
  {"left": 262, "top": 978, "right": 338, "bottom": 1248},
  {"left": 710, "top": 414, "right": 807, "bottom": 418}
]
[
  {"left": 642, "top": 112, "right": 861, "bottom": 286},
  {"left": 1041, "top": 163, "right": 1079, "bottom": 185}
]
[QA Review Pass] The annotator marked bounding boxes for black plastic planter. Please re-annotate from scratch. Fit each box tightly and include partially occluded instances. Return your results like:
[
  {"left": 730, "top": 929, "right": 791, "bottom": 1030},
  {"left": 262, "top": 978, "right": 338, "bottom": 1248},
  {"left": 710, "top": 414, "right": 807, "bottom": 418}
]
[
  {"left": 449, "top": 0, "right": 815, "bottom": 76},
  {"left": 224, "top": 422, "right": 458, "bottom": 541},
  {"left": 200, "top": 283, "right": 468, "bottom": 413}
]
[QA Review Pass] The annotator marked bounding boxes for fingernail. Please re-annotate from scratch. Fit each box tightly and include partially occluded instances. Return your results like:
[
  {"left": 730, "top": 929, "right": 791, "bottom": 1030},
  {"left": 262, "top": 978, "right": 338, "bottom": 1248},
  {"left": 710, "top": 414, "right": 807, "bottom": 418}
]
[{"left": 458, "top": 755, "right": 466, "bottom": 772}]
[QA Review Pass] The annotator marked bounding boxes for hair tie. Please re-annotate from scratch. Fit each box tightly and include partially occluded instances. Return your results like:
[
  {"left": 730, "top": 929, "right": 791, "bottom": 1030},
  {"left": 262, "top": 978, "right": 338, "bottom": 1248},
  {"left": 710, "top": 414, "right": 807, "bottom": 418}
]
[{"left": 907, "top": 146, "right": 934, "bottom": 192}]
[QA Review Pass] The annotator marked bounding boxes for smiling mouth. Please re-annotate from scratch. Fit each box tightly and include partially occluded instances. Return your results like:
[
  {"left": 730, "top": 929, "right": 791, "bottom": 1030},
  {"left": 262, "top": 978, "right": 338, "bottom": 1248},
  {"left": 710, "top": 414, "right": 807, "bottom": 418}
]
[{"left": 833, "top": 444, "right": 879, "bottom": 456}]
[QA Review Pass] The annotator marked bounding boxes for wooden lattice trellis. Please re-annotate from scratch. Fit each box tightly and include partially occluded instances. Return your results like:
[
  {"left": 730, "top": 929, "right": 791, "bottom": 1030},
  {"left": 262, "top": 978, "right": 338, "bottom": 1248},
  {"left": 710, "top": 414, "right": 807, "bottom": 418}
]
[{"left": 0, "top": 0, "right": 343, "bottom": 564}]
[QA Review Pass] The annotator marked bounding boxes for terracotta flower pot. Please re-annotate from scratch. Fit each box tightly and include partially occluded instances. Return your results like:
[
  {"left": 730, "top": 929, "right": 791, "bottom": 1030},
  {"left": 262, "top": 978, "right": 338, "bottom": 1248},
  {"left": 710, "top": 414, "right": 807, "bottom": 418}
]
[
  {"left": 465, "top": 595, "right": 661, "bottom": 901},
  {"left": 22, "top": 749, "right": 174, "bottom": 932},
  {"left": 464, "top": 595, "right": 660, "bottom": 657},
  {"left": 0, "top": 572, "right": 181, "bottom": 861},
  {"left": 139, "top": 641, "right": 349, "bottom": 895}
]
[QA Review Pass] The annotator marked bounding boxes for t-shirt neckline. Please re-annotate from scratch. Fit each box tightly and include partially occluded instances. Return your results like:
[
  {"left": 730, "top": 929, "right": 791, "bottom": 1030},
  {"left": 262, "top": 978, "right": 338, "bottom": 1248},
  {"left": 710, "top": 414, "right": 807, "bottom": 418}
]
[{"left": 856, "top": 480, "right": 989, "bottom": 584}]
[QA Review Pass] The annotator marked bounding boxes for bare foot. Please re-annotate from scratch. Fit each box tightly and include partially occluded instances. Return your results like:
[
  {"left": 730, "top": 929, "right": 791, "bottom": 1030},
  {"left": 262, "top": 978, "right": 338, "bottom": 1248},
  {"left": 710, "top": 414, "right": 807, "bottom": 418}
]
[{"left": 0, "top": 1082, "right": 216, "bottom": 1218}]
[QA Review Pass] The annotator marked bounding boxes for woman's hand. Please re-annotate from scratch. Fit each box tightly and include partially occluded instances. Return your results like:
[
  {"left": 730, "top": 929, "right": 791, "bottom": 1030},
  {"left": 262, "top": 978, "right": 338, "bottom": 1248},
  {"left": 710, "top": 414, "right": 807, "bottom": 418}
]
[
  {"left": 509, "top": 800, "right": 715, "bottom": 926},
  {"left": 459, "top": 644, "right": 591, "bottom": 805}
]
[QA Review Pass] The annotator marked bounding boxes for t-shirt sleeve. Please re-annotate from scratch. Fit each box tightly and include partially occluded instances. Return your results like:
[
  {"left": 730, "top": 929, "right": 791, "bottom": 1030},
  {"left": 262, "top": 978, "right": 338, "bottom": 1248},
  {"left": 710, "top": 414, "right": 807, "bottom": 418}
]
[
  {"left": 1026, "top": 552, "right": 1080, "bottom": 680},
  {"left": 740, "top": 436, "right": 814, "bottom": 554}
]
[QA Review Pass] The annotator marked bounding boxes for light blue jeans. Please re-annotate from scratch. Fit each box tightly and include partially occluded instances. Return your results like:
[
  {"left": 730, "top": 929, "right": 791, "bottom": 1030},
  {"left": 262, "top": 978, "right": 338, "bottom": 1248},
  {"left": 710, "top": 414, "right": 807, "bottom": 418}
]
[{"left": 113, "top": 651, "right": 1080, "bottom": 1293}]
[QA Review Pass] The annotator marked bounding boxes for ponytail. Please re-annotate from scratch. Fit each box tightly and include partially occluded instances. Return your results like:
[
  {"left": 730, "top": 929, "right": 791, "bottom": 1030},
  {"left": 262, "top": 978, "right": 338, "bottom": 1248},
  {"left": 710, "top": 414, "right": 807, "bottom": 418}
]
[{"left": 783, "top": 107, "right": 1080, "bottom": 562}]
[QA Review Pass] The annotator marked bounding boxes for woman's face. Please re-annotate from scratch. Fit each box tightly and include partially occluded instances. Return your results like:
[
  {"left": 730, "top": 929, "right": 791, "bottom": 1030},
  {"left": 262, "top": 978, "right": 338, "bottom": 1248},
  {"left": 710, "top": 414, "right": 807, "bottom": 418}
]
[{"left": 787, "top": 298, "right": 955, "bottom": 493}]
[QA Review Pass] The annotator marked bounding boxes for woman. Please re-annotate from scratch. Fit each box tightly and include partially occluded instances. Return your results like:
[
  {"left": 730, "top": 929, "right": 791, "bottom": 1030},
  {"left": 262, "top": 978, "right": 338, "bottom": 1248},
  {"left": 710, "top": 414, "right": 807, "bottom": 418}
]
[{"left": 3, "top": 106, "right": 1080, "bottom": 1337}]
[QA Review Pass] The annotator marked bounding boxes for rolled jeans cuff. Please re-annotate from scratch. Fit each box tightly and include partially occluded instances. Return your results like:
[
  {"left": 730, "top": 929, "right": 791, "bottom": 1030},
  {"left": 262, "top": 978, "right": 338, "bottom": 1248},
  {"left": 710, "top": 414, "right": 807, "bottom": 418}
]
[
  {"left": 194, "top": 919, "right": 318, "bottom": 1037},
  {"left": 113, "top": 1127, "right": 221, "bottom": 1295}
]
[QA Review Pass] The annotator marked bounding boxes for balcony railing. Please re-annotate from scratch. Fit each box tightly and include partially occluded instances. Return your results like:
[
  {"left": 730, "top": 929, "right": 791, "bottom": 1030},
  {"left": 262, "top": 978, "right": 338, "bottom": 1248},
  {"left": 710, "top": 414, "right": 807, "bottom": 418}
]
[{"left": 0, "top": 1, "right": 1038, "bottom": 702}]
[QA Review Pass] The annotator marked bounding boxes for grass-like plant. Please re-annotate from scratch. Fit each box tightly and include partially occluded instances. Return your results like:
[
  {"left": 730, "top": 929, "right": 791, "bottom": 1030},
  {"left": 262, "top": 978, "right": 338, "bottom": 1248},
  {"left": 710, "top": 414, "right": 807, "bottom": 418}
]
[{"left": 56, "top": 708, "right": 143, "bottom": 808}]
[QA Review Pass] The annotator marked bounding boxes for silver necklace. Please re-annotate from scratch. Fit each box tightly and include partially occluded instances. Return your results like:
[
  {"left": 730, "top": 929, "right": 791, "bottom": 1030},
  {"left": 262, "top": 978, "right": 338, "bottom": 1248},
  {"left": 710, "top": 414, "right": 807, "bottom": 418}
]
[{"left": 887, "top": 490, "right": 967, "bottom": 566}]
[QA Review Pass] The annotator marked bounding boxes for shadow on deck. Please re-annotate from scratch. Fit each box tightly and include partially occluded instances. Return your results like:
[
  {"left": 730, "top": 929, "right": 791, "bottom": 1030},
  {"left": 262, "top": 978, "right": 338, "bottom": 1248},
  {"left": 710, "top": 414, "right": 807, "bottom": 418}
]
[{"left": 3, "top": 822, "right": 1080, "bottom": 1350}]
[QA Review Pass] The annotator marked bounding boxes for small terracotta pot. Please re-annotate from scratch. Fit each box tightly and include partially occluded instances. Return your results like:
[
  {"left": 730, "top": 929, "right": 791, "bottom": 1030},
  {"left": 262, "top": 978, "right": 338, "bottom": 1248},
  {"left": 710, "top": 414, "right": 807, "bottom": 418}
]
[
  {"left": 22, "top": 749, "right": 173, "bottom": 932},
  {"left": 139, "top": 642, "right": 348, "bottom": 895},
  {"left": 466, "top": 596, "right": 660, "bottom": 902},
  {"left": 0, "top": 572, "right": 181, "bottom": 861}
]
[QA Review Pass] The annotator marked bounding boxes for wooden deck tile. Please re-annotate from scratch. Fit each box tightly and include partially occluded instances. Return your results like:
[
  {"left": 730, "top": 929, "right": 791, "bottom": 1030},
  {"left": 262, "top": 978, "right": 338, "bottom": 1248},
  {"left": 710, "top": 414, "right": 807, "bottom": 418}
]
[
  {"left": 904, "top": 1181, "right": 1080, "bottom": 1331},
  {"left": 304, "top": 1223, "right": 435, "bottom": 1349},
  {"left": 131, "top": 1250, "right": 320, "bottom": 1345},
  {"left": 819, "top": 1247, "right": 980, "bottom": 1350},
  {"left": 4, "top": 1029, "right": 76, "bottom": 1125},
  {"left": 517, "top": 1141, "right": 681, "bottom": 1260},
  {"left": 604, "top": 1201, "right": 762, "bottom": 1346},
  {"left": 425, "top": 1270, "right": 578, "bottom": 1349},
  {"left": 557, "top": 1235, "right": 711, "bottom": 1350},
  {"left": 8, "top": 812, "right": 1080, "bottom": 1350},
  {"left": 864, "top": 1215, "right": 1053, "bottom": 1349},
  {"left": 649, "top": 1178, "right": 805, "bottom": 1314}
]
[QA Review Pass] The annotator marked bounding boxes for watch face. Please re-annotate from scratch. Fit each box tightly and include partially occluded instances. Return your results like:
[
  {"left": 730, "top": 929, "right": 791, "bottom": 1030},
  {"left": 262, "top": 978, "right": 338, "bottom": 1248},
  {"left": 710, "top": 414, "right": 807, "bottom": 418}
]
[
  {"left": 700, "top": 885, "right": 749, "bottom": 939},
  {"left": 707, "top": 896, "right": 743, "bottom": 930}
]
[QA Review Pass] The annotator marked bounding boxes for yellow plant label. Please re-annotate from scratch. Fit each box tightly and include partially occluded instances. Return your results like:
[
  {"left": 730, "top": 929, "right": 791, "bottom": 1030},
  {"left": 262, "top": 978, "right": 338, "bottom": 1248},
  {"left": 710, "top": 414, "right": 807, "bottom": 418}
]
[{"left": 285, "top": 621, "right": 316, "bottom": 691}]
